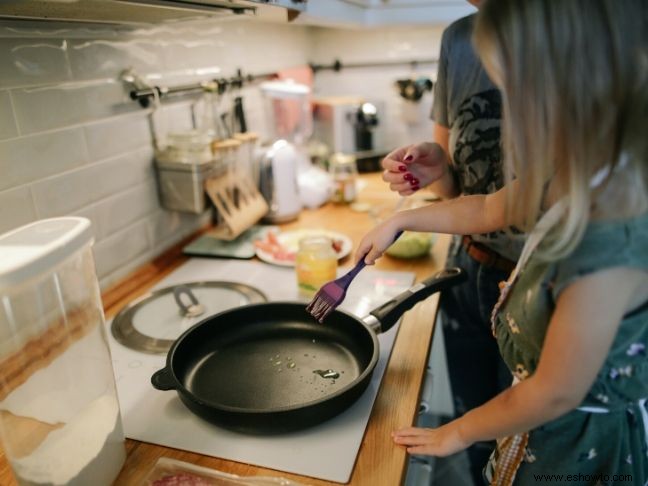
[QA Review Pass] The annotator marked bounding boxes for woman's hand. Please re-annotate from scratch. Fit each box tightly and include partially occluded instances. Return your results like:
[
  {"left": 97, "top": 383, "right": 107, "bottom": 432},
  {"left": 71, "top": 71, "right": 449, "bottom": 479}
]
[
  {"left": 381, "top": 142, "right": 449, "bottom": 196},
  {"left": 355, "top": 218, "right": 401, "bottom": 265},
  {"left": 392, "top": 422, "right": 472, "bottom": 457}
]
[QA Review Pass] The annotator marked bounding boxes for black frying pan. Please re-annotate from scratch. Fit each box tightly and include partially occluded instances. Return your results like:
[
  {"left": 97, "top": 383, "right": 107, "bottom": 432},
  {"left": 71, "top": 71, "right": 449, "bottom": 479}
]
[{"left": 151, "top": 267, "right": 465, "bottom": 433}]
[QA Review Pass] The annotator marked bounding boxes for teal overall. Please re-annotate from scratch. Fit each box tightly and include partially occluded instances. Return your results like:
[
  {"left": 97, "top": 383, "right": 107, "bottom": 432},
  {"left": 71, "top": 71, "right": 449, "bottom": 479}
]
[{"left": 489, "top": 213, "right": 648, "bottom": 485}]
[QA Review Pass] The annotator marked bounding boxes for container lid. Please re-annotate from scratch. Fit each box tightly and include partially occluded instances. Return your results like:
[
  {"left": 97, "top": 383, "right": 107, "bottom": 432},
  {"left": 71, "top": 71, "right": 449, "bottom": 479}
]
[
  {"left": 0, "top": 217, "right": 93, "bottom": 291},
  {"left": 211, "top": 138, "right": 242, "bottom": 151},
  {"left": 111, "top": 281, "right": 267, "bottom": 354},
  {"left": 154, "top": 154, "right": 219, "bottom": 172},
  {"left": 167, "top": 130, "right": 212, "bottom": 149},
  {"left": 233, "top": 132, "right": 259, "bottom": 142}
]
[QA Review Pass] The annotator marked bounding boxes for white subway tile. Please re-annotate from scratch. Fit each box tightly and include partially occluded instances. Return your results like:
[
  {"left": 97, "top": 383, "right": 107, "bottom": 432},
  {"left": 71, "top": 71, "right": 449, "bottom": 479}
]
[
  {"left": 92, "top": 219, "right": 150, "bottom": 279},
  {"left": 84, "top": 113, "right": 152, "bottom": 161},
  {"left": 93, "top": 180, "right": 159, "bottom": 240},
  {"left": 98, "top": 249, "right": 156, "bottom": 291},
  {"left": 0, "top": 128, "right": 88, "bottom": 191},
  {"left": 68, "top": 38, "right": 164, "bottom": 81},
  {"left": 31, "top": 147, "right": 154, "bottom": 218},
  {"left": 0, "top": 91, "right": 18, "bottom": 140},
  {"left": 0, "top": 38, "right": 72, "bottom": 88},
  {"left": 0, "top": 186, "right": 37, "bottom": 235},
  {"left": 146, "top": 209, "right": 208, "bottom": 250},
  {"left": 11, "top": 81, "right": 140, "bottom": 134}
]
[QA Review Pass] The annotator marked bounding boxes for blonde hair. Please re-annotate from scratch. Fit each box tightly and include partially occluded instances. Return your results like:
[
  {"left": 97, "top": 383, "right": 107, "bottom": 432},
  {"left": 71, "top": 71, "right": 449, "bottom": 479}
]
[{"left": 474, "top": 0, "right": 648, "bottom": 261}]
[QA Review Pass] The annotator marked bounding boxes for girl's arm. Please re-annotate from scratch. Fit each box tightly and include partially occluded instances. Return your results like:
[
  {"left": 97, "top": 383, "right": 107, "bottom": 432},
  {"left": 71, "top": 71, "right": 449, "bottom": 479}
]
[
  {"left": 356, "top": 181, "right": 513, "bottom": 265},
  {"left": 393, "top": 266, "right": 647, "bottom": 456},
  {"left": 428, "top": 124, "right": 460, "bottom": 200}
]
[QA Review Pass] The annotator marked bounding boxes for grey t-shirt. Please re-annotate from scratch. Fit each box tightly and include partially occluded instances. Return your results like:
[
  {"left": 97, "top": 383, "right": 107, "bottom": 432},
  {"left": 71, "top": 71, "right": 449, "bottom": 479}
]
[{"left": 432, "top": 14, "right": 522, "bottom": 261}]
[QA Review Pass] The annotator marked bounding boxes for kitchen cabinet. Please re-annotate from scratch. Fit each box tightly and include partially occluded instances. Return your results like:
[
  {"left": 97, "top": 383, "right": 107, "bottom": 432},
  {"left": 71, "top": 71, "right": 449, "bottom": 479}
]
[
  {"left": 0, "top": 173, "right": 450, "bottom": 486},
  {"left": 297, "top": 0, "right": 475, "bottom": 27},
  {"left": 0, "top": 0, "right": 305, "bottom": 26}
]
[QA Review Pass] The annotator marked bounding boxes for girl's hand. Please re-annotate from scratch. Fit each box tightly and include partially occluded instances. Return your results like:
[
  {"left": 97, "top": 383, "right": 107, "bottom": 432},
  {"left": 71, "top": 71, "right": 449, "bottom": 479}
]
[
  {"left": 355, "top": 219, "right": 401, "bottom": 265},
  {"left": 392, "top": 423, "right": 472, "bottom": 457},
  {"left": 381, "top": 142, "right": 449, "bottom": 196}
]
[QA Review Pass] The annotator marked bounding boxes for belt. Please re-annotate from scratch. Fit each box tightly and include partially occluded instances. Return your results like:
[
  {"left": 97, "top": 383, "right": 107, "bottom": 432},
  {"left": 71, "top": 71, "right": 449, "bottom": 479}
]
[{"left": 462, "top": 236, "right": 516, "bottom": 273}]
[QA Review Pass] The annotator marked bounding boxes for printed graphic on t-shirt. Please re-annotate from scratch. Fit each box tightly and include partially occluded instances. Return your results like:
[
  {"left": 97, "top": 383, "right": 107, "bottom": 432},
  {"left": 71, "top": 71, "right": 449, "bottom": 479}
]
[
  {"left": 452, "top": 89, "right": 523, "bottom": 254},
  {"left": 453, "top": 88, "right": 504, "bottom": 196}
]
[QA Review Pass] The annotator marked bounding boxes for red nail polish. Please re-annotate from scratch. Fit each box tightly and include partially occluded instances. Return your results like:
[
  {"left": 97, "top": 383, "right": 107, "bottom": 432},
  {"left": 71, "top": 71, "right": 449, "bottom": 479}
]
[
  {"left": 398, "top": 165, "right": 407, "bottom": 172},
  {"left": 411, "top": 178, "right": 419, "bottom": 185},
  {"left": 404, "top": 173, "right": 413, "bottom": 181},
  {"left": 404, "top": 155, "right": 413, "bottom": 161},
  {"left": 412, "top": 185, "right": 420, "bottom": 191}
]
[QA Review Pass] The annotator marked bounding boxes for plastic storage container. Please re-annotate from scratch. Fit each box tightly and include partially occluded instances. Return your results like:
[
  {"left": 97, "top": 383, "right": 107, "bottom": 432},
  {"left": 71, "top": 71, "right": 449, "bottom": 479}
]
[
  {"left": 0, "top": 218, "right": 126, "bottom": 486},
  {"left": 155, "top": 131, "right": 222, "bottom": 214}
]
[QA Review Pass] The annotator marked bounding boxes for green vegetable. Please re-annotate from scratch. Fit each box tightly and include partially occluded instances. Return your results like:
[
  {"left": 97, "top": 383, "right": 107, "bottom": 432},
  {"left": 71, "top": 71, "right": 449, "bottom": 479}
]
[{"left": 385, "top": 231, "right": 434, "bottom": 258}]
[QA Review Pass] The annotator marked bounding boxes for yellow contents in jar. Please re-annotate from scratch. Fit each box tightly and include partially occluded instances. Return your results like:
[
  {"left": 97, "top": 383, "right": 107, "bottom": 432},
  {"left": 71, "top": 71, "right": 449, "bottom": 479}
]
[{"left": 296, "top": 236, "right": 338, "bottom": 297}]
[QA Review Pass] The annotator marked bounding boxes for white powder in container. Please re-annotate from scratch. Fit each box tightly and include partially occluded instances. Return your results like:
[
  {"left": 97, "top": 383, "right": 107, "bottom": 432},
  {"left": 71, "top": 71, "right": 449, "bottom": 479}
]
[{"left": 11, "top": 394, "right": 126, "bottom": 486}]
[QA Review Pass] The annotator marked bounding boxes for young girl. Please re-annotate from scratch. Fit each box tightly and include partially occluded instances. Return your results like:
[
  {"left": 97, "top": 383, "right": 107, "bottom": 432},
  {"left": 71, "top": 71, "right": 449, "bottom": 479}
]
[{"left": 356, "top": 0, "right": 648, "bottom": 483}]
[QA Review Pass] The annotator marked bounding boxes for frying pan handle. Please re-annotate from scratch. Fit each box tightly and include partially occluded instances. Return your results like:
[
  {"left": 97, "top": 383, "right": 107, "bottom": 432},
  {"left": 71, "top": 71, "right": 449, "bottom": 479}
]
[
  {"left": 368, "top": 267, "right": 466, "bottom": 333},
  {"left": 151, "top": 367, "right": 177, "bottom": 391}
]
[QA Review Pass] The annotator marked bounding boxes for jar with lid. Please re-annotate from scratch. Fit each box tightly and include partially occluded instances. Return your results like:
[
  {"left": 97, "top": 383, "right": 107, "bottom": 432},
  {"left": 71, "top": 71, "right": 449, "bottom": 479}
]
[
  {"left": 329, "top": 153, "right": 358, "bottom": 204},
  {"left": 233, "top": 132, "right": 260, "bottom": 186},
  {"left": 154, "top": 130, "right": 219, "bottom": 214},
  {"left": 295, "top": 236, "right": 338, "bottom": 298},
  {"left": 164, "top": 130, "right": 213, "bottom": 164}
]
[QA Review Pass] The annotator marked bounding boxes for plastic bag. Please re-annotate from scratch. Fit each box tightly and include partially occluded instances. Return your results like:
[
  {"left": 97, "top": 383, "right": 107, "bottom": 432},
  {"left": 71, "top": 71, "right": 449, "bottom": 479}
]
[{"left": 145, "top": 457, "right": 309, "bottom": 486}]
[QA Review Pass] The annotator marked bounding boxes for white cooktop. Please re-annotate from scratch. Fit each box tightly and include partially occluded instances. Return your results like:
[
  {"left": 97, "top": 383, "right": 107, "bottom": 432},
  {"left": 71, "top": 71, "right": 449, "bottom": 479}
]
[{"left": 107, "top": 259, "right": 414, "bottom": 483}]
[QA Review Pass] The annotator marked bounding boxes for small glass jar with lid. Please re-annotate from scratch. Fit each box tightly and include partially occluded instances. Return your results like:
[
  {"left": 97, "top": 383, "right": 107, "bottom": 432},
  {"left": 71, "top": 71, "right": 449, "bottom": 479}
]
[
  {"left": 233, "top": 132, "right": 260, "bottom": 186},
  {"left": 329, "top": 153, "right": 358, "bottom": 204},
  {"left": 165, "top": 130, "right": 213, "bottom": 164},
  {"left": 295, "top": 236, "right": 338, "bottom": 298}
]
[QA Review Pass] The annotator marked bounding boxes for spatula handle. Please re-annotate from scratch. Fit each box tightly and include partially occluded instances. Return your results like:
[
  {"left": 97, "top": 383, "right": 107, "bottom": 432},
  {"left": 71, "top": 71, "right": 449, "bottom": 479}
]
[{"left": 348, "top": 230, "right": 403, "bottom": 279}]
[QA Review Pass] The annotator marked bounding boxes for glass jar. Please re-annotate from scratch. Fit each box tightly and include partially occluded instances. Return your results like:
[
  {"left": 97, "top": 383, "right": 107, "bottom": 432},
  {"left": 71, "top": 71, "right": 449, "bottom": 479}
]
[
  {"left": 296, "top": 236, "right": 338, "bottom": 298},
  {"left": 165, "top": 130, "right": 213, "bottom": 164},
  {"left": 234, "top": 132, "right": 260, "bottom": 186},
  {"left": 329, "top": 153, "right": 358, "bottom": 204}
]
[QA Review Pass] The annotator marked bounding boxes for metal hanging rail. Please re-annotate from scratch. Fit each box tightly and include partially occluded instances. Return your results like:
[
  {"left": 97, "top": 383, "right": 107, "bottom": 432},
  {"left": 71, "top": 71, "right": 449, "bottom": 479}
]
[
  {"left": 125, "top": 69, "right": 278, "bottom": 108},
  {"left": 124, "top": 57, "right": 438, "bottom": 108},
  {"left": 309, "top": 57, "right": 438, "bottom": 73}
]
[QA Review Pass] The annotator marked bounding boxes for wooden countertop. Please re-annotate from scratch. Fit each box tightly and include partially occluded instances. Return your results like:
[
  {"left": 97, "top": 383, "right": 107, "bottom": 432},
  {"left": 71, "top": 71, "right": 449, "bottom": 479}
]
[{"left": 0, "top": 173, "right": 449, "bottom": 486}]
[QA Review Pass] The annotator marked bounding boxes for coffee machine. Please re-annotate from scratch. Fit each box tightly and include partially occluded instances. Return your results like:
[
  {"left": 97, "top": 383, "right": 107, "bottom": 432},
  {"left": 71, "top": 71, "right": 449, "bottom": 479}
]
[{"left": 312, "top": 96, "right": 387, "bottom": 171}]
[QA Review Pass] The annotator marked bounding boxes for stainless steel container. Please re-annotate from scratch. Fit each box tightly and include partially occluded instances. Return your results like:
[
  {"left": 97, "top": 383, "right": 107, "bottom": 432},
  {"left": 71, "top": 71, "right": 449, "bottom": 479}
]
[
  {"left": 154, "top": 131, "right": 223, "bottom": 214},
  {"left": 155, "top": 157, "right": 222, "bottom": 213}
]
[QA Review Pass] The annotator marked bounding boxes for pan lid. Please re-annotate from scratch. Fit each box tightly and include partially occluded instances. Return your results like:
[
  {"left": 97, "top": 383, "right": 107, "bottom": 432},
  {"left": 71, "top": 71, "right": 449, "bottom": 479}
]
[{"left": 111, "top": 281, "right": 267, "bottom": 354}]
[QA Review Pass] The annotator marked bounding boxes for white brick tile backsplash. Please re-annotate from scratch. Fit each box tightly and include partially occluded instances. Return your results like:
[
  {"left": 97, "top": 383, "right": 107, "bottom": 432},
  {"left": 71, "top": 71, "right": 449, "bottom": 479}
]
[
  {"left": 11, "top": 81, "right": 140, "bottom": 135},
  {"left": 84, "top": 113, "right": 152, "bottom": 161},
  {"left": 68, "top": 38, "right": 165, "bottom": 81},
  {"left": 146, "top": 209, "right": 209, "bottom": 248},
  {"left": 0, "top": 186, "right": 37, "bottom": 235},
  {"left": 93, "top": 179, "right": 158, "bottom": 240},
  {"left": 93, "top": 219, "right": 150, "bottom": 279},
  {"left": 0, "top": 91, "right": 18, "bottom": 140},
  {"left": 0, "top": 127, "right": 88, "bottom": 191},
  {"left": 0, "top": 37, "right": 72, "bottom": 88},
  {"left": 31, "top": 146, "right": 154, "bottom": 218}
]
